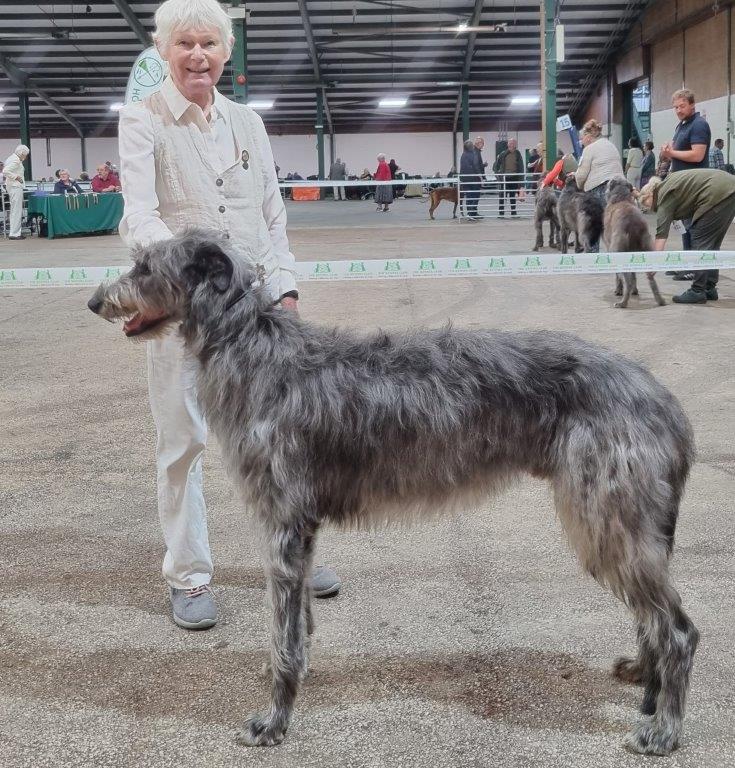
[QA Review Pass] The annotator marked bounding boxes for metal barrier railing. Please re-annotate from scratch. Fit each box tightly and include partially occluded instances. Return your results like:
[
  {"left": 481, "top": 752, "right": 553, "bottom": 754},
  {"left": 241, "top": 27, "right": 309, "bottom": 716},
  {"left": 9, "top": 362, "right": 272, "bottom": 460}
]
[{"left": 456, "top": 173, "right": 542, "bottom": 220}]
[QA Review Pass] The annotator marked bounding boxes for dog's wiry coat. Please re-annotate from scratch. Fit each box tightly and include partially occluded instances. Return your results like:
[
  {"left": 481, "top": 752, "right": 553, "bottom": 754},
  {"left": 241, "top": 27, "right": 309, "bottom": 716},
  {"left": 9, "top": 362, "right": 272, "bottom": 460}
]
[
  {"left": 557, "top": 177, "right": 604, "bottom": 253},
  {"left": 532, "top": 185, "right": 561, "bottom": 250},
  {"left": 605, "top": 176, "right": 666, "bottom": 308},
  {"left": 88, "top": 229, "right": 699, "bottom": 755}
]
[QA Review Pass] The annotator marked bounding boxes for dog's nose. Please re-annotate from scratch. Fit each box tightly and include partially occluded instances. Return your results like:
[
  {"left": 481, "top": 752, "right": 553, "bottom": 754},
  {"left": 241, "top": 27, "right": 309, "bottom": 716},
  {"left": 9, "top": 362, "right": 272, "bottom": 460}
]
[{"left": 87, "top": 296, "right": 103, "bottom": 314}]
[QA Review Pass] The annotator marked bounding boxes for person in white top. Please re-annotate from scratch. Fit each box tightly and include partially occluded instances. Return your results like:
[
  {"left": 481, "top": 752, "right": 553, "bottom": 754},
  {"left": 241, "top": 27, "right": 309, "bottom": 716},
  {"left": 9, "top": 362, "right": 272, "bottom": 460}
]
[
  {"left": 573, "top": 119, "right": 624, "bottom": 200},
  {"left": 3, "top": 144, "right": 30, "bottom": 239},
  {"left": 625, "top": 136, "right": 644, "bottom": 189},
  {"left": 118, "top": 0, "right": 340, "bottom": 631}
]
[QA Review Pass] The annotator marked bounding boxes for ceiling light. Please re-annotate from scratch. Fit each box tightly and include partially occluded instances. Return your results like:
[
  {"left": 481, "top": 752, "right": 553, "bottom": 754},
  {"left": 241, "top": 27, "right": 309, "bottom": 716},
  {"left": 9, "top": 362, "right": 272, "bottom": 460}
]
[
  {"left": 248, "top": 100, "right": 274, "bottom": 110},
  {"left": 0, "top": 104, "right": 4, "bottom": 112},
  {"left": 510, "top": 95, "right": 540, "bottom": 106},
  {"left": 378, "top": 97, "right": 407, "bottom": 108},
  {"left": 457, "top": 22, "right": 469, "bottom": 32},
  {"left": 109, "top": 102, "right": 124, "bottom": 111}
]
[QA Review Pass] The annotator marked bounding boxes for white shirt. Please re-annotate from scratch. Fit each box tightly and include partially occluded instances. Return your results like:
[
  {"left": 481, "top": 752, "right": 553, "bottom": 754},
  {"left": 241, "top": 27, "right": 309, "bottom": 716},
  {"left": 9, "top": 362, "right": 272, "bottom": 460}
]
[
  {"left": 2, "top": 152, "right": 25, "bottom": 188},
  {"left": 118, "top": 78, "right": 295, "bottom": 295},
  {"left": 574, "top": 137, "right": 624, "bottom": 192}
]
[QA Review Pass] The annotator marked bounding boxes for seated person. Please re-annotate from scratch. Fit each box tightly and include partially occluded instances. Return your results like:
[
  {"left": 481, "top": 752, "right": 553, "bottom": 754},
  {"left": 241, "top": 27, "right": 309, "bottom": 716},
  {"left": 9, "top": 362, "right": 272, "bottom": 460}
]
[
  {"left": 91, "top": 164, "right": 121, "bottom": 193},
  {"left": 53, "top": 169, "right": 83, "bottom": 195}
]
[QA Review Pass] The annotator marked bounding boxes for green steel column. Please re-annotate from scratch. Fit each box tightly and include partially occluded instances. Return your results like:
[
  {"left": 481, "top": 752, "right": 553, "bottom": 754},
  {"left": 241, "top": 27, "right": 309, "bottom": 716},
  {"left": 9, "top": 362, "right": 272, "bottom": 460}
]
[
  {"left": 316, "top": 88, "right": 325, "bottom": 180},
  {"left": 80, "top": 135, "right": 87, "bottom": 173},
  {"left": 19, "top": 92, "right": 32, "bottom": 179},
  {"left": 541, "top": 0, "right": 557, "bottom": 170},
  {"left": 229, "top": 2, "right": 248, "bottom": 104},
  {"left": 461, "top": 84, "right": 470, "bottom": 142}
]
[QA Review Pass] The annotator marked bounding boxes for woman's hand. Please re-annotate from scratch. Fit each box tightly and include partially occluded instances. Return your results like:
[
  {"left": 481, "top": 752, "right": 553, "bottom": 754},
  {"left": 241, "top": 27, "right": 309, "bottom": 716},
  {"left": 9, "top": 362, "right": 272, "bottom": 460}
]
[{"left": 280, "top": 296, "right": 298, "bottom": 313}]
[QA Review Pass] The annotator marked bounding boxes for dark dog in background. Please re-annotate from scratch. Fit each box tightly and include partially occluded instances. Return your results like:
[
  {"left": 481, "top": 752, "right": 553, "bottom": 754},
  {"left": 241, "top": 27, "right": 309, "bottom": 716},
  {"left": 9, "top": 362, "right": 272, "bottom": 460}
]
[
  {"left": 605, "top": 177, "right": 666, "bottom": 308},
  {"left": 532, "top": 185, "right": 561, "bottom": 250},
  {"left": 557, "top": 176, "right": 604, "bottom": 254},
  {"left": 428, "top": 186, "right": 458, "bottom": 219},
  {"left": 87, "top": 229, "right": 699, "bottom": 755}
]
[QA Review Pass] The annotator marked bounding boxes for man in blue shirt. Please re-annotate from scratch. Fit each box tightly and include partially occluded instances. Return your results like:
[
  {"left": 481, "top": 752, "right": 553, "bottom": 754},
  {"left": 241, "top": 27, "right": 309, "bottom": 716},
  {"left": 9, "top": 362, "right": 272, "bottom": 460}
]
[
  {"left": 661, "top": 89, "right": 711, "bottom": 171},
  {"left": 660, "top": 88, "right": 711, "bottom": 266}
]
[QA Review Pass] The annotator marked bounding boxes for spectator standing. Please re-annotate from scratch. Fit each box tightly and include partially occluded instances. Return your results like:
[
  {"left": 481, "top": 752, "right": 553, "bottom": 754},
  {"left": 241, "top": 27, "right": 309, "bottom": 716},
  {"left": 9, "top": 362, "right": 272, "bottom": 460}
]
[
  {"left": 91, "top": 164, "right": 121, "bottom": 193},
  {"left": 493, "top": 138, "right": 524, "bottom": 217},
  {"left": 53, "top": 169, "right": 83, "bottom": 194},
  {"left": 660, "top": 88, "right": 711, "bottom": 259},
  {"left": 709, "top": 138, "right": 725, "bottom": 170},
  {"left": 642, "top": 169, "right": 735, "bottom": 303},
  {"left": 640, "top": 140, "right": 656, "bottom": 187},
  {"left": 329, "top": 156, "right": 347, "bottom": 200},
  {"left": 460, "top": 139, "right": 483, "bottom": 220},
  {"left": 542, "top": 151, "right": 578, "bottom": 191},
  {"left": 625, "top": 136, "right": 644, "bottom": 188},
  {"left": 3, "top": 144, "right": 30, "bottom": 240},
  {"left": 374, "top": 153, "right": 393, "bottom": 212},
  {"left": 388, "top": 158, "right": 399, "bottom": 179}
]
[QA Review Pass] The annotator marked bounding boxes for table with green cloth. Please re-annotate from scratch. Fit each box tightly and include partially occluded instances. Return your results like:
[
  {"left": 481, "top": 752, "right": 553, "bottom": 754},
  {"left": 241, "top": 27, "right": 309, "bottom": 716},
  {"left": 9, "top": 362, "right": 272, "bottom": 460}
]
[{"left": 27, "top": 192, "right": 124, "bottom": 239}]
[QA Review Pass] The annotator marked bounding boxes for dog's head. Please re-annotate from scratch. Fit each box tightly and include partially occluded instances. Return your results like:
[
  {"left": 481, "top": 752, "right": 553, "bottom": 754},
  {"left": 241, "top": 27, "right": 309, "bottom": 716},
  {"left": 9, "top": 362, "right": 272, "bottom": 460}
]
[
  {"left": 605, "top": 176, "right": 635, "bottom": 205},
  {"left": 87, "top": 228, "right": 256, "bottom": 341},
  {"left": 562, "top": 174, "right": 579, "bottom": 191}
]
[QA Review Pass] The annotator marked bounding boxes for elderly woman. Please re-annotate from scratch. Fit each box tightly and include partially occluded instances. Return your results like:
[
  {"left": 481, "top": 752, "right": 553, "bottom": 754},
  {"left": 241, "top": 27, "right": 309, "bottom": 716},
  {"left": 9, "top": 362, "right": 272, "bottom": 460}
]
[
  {"left": 3, "top": 143, "right": 29, "bottom": 240},
  {"left": 118, "top": 0, "right": 340, "bottom": 631},
  {"left": 53, "top": 169, "right": 83, "bottom": 195},
  {"left": 373, "top": 153, "right": 393, "bottom": 211}
]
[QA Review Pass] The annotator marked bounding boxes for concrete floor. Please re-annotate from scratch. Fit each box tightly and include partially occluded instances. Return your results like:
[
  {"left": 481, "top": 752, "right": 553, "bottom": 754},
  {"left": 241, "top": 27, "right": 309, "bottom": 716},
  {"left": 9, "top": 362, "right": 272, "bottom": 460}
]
[{"left": 1, "top": 201, "right": 733, "bottom": 768}]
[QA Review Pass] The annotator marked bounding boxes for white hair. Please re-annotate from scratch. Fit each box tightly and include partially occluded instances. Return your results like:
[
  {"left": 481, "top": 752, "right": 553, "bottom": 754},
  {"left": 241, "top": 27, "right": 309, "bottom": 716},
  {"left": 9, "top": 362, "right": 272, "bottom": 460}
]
[
  {"left": 153, "top": 0, "right": 233, "bottom": 53},
  {"left": 377, "top": 153, "right": 386, "bottom": 161},
  {"left": 15, "top": 144, "right": 29, "bottom": 156}
]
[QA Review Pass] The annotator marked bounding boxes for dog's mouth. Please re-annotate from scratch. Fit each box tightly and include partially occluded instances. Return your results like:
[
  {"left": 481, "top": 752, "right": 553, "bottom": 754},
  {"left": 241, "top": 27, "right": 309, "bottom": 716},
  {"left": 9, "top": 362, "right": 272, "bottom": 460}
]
[{"left": 122, "top": 312, "right": 169, "bottom": 337}]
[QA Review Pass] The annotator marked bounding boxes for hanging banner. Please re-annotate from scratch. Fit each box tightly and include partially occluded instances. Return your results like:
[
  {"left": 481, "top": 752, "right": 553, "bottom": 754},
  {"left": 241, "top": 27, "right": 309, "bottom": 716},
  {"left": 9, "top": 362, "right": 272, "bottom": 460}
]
[{"left": 125, "top": 46, "right": 168, "bottom": 105}]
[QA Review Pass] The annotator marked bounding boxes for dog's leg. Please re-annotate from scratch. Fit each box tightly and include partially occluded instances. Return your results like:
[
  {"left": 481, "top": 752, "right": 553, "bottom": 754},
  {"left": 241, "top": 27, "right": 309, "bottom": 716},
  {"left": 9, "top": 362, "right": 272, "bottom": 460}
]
[
  {"left": 559, "top": 224, "right": 569, "bottom": 254},
  {"left": 429, "top": 195, "right": 437, "bottom": 220},
  {"left": 614, "top": 273, "right": 624, "bottom": 296},
  {"left": 615, "top": 273, "right": 635, "bottom": 308},
  {"left": 631, "top": 273, "right": 639, "bottom": 296},
  {"left": 533, "top": 214, "right": 543, "bottom": 251},
  {"left": 550, "top": 214, "right": 560, "bottom": 249},
  {"left": 646, "top": 272, "right": 666, "bottom": 306},
  {"left": 237, "top": 523, "right": 315, "bottom": 747},
  {"left": 452, "top": 199, "right": 457, "bottom": 219}
]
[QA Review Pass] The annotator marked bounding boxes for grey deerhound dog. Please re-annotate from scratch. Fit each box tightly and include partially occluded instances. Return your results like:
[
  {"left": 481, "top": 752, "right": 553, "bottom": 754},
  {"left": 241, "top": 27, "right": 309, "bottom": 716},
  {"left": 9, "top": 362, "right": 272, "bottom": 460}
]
[
  {"left": 532, "top": 185, "right": 561, "bottom": 251},
  {"left": 557, "top": 176, "right": 604, "bottom": 254},
  {"left": 605, "top": 176, "right": 666, "bottom": 309},
  {"left": 88, "top": 229, "right": 698, "bottom": 755}
]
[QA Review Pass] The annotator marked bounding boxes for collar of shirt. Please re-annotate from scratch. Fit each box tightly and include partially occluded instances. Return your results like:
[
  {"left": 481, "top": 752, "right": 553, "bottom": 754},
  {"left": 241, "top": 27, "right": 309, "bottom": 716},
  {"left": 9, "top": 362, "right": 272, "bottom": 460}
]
[
  {"left": 160, "top": 76, "right": 228, "bottom": 125},
  {"left": 678, "top": 111, "right": 700, "bottom": 128}
]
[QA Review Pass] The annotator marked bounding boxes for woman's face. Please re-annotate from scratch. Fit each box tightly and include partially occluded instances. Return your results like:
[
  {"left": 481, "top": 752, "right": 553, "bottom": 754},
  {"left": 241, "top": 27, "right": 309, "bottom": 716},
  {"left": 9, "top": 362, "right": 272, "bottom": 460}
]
[
  {"left": 161, "top": 27, "right": 231, "bottom": 103},
  {"left": 60, "top": 171, "right": 70, "bottom": 182},
  {"left": 580, "top": 132, "right": 593, "bottom": 147}
]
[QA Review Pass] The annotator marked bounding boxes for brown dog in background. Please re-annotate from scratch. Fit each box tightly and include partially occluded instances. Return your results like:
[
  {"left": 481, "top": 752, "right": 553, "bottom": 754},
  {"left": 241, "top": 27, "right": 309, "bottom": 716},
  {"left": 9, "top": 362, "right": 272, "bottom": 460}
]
[{"left": 428, "top": 186, "right": 458, "bottom": 219}]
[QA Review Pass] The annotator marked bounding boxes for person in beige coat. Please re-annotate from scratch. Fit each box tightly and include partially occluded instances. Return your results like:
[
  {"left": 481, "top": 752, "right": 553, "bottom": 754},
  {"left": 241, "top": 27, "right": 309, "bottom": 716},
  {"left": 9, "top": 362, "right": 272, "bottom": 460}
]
[
  {"left": 118, "top": 0, "right": 340, "bottom": 631},
  {"left": 573, "top": 119, "right": 624, "bottom": 204},
  {"left": 3, "top": 144, "right": 29, "bottom": 239}
]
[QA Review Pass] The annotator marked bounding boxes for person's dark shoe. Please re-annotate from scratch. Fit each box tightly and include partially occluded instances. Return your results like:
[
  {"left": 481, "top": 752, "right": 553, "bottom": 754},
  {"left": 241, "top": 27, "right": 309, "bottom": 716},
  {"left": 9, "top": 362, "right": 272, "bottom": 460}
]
[
  {"left": 672, "top": 288, "right": 707, "bottom": 304},
  {"left": 706, "top": 287, "right": 719, "bottom": 301},
  {"left": 311, "top": 565, "right": 341, "bottom": 598},
  {"left": 9, "top": 235, "right": 26, "bottom": 240},
  {"left": 665, "top": 271, "right": 677, "bottom": 275},
  {"left": 169, "top": 584, "right": 218, "bottom": 630},
  {"left": 672, "top": 272, "right": 695, "bottom": 281}
]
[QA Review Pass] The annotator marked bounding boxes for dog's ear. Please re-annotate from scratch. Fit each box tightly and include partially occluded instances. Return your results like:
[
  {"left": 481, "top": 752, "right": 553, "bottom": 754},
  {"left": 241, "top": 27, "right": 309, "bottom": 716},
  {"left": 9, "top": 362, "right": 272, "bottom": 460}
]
[{"left": 184, "top": 241, "right": 234, "bottom": 293}]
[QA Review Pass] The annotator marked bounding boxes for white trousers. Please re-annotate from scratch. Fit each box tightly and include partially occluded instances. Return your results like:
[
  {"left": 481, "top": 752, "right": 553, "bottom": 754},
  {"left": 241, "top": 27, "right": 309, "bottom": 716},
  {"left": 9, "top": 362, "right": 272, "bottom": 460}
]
[
  {"left": 626, "top": 167, "right": 642, "bottom": 190},
  {"left": 147, "top": 333, "right": 212, "bottom": 590},
  {"left": 8, "top": 185, "right": 23, "bottom": 237}
]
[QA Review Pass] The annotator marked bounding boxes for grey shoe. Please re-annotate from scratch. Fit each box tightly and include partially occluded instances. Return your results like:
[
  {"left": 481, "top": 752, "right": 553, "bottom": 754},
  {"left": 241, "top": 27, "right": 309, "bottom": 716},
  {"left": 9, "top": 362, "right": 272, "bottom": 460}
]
[
  {"left": 169, "top": 584, "right": 218, "bottom": 630},
  {"left": 311, "top": 565, "right": 341, "bottom": 598}
]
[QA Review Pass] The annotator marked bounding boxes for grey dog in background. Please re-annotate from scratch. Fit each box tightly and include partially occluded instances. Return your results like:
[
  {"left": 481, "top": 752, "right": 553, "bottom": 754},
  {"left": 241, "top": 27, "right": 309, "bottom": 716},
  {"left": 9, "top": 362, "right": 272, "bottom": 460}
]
[
  {"left": 557, "top": 176, "right": 604, "bottom": 254},
  {"left": 605, "top": 176, "right": 666, "bottom": 308},
  {"left": 532, "top": 185, "right": 561, "bottom": 251},
  {"left": 88, "top": 229, "right": 698, "bottom": 755}
]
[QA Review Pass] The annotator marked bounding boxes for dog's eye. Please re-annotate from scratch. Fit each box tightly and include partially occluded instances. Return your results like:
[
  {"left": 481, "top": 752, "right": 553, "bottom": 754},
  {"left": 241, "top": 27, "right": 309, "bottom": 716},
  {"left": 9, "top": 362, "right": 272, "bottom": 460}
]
[{"left": 137, "top": 262, "right": 151, "bottom": 276}]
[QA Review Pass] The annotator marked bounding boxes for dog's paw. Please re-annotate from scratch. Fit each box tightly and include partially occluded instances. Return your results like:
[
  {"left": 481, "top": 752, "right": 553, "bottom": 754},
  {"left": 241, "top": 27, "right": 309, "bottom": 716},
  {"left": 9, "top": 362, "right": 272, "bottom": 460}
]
[
  {"left": 614, "top": 287, "right": 623, "bottom": 296},
  {"left": 657, "top": 298, "right": 667, "bottom": 306},
  {"left": 632, "top": 288, "right": 639, "bottom": 296},
  {"left": 236, "top": 714, "right": 287, "bottom": 747},
  {"left": 613, "top": 301, "right": 628, "bottom": 308},
  {"left": 624, "top": 718, "right": 679, "bottom": 756},
  {"left": 612, "top": 655, "right": 644, "bottom": 684}
]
